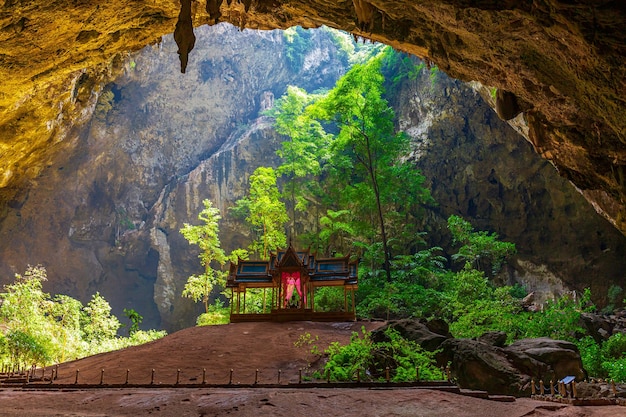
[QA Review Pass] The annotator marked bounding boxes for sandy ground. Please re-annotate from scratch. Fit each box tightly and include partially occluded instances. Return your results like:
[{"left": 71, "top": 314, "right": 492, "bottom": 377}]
[{"left": 0, "top": 321, "right": 623, "bottom": 416}]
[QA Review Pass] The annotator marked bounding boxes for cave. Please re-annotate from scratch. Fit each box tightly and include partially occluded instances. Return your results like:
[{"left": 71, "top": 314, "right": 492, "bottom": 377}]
[{"left": 0, "top": 1, "right": 624, "bottom": 331}]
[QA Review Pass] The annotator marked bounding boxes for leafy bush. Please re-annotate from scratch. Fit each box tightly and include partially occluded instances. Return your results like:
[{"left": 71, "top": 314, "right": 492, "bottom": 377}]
[
  {"left": 577, "top": 333, "right": 626, "bottom": 382},
  {"left": 318, "top": 327, "right": 439, "bottom": 382},
  {"left": 196, "top": 300, "right": 230, "bottom": 326},
  {"left": 447, "top": 215, "right": 516, "bottom": 275},
  {"left": 0, "top": 266, "right": 166, "bottom": 367}
]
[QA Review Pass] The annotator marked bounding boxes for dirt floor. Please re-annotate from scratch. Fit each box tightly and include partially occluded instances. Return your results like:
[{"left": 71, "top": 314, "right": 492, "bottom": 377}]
[{"left": 0, "top": 321, "right": 623, "bottom": 416}]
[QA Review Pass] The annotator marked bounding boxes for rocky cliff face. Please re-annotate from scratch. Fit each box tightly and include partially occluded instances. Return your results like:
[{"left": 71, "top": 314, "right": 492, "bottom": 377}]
[
  {"left": 1, "top": 1, "right": 624, "bottom": 238},
  {"left": 391, "top": 64, "right": 626, "bottom": 304}
]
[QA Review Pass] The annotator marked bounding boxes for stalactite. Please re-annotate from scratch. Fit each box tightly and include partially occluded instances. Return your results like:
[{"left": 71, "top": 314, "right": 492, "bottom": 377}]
[
  {"left": 174, "top": 0, "right": 196, "bottom": 73},
  {"left": 206, "top": 0, "right": 224, "bottom": 24},
  {"left": 353, "top": 0, "right": 376, "bottom": 32}
]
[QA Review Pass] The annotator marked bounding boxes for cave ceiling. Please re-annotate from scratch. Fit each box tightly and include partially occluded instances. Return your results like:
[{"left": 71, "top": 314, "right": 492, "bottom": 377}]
[{"left": 0, "top": 0, "right": 625, "bottom": 233}]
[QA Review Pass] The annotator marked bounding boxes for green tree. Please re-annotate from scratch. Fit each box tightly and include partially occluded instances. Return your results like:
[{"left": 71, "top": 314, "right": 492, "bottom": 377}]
[
  {"left": 269, "top": 86, "right": 329, "bottom": 238},
  {"left": 318, "top": 209, "right": 355, "bottom": 256},
  {"left": 180, "top": 199, "right": 228, "bottom": 314},
  {"left": 447, "top": 214, "right": 516, "bottom": 275},
  {"left": 81, "top": 292, "right": 121, "bottom": 343},
  {"left": 0, "top": 265, "right": 56, "bottom": 365},
  {"left": 0, "top": 265, "right": 50, "bottom": 334},
  {"left": 309, "top": 51, "right": 432, "bottom": 281},
  {"left": 50, "top": 294, "right": 83, "bottom": 362},
  {"left": 235, "top": 167, "right": 288, "bottom": 259}
]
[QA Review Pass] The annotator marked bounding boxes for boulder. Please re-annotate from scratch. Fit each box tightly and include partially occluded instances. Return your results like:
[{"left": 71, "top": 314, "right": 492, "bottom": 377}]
[
  {"left": 440, "top": 337, "right": 585, "bottom": 397},
  {"left": 371, "top": 318, "right": 452, "bottom": 351},
  {"left": 503, "top": 338, "right": 585, "bottom": 382},
  {"left": 440, "top": 338, "right": 528, "bottom": 396},
  {"left": 478, "top": 331, "right": 507, "bottom": 348}
]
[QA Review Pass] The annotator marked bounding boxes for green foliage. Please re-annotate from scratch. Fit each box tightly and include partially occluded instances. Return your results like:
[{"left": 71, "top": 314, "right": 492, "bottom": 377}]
[
  {"left": 322, "top": 27, "right": 385, "bottom": 66},
  {"left": 307, "top": 51, "right": 433, "bottom": 277},
  {"left": 268, "top": 86, "right": 329, "bottom": 237},
  {"left": 380, "top": 48, "right": 425, "bottom": 93},
  {"left": 429, "top": 65, "right": 439, "bottom": 86},
  {"left": 6, "top": 330, "right": 51, "bottom": 368},
  {"left": 319, "top": 327, "right": 439, "bottom": 382},
  {"left": 236, "top": 167, "right": 288, "bottom": 260},
  {"left": 82, "top": 292, "right": 121, "bottom": 343},
  {"left": 603, "top": 285, "right": 623, "bottom": 313},
  {"left": 180, "top": 199, "right": 228, "bottom": 313},
  {"left": 314, "top": 287, "right": 345, "bottom": 312},
  {"left": 0, "top": 266, "right": 165, "bottom": 367},
  {"left": 123, "top": 308, "right": 143, "bottom": 336},
  {"left": 283, "top": 26, "right": 312, "bottom": 72},
  {"left": 447, "top": 215, "right": 516, "bottom": 275},
  {"left": 196, "top": 300, "right": 230, "bottom": 326},
  {"left": 577, "top": 333, "right": 626, "bottom": 382}
]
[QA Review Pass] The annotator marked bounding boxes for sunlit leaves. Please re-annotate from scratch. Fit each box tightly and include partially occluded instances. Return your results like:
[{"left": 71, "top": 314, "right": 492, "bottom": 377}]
[
  {"left": 236, "top": 167, "right": 288, "bottom": 259},
  {"left": 180, "top": 199, "right": 227, "bottom": 313}
]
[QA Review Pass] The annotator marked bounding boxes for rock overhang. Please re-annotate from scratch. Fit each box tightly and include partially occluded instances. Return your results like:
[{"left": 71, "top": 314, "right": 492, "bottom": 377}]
[{"left": 0, "top": 0, "right": 625, "bottom": 233}]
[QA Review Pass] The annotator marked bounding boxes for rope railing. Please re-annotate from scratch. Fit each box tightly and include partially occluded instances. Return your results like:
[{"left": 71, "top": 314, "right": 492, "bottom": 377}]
[
  {"left": 530, "top": 377, "right": 624, "bottom": 406},
  {"left": 4, "top": 364, "right": 456, "bottom": 388}
]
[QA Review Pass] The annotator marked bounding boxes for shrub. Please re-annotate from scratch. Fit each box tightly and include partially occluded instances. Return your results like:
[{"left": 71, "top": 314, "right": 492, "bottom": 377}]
[{"left": 318, "top": 327, "right": 439, "bottom": 382}]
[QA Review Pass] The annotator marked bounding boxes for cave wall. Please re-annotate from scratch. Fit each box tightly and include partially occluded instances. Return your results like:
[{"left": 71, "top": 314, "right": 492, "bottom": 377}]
[{"left": 390, "top": 63, "right": 626, "bottom": 304}]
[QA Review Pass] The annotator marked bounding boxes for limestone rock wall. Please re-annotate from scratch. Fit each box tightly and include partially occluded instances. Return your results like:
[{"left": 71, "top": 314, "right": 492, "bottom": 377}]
[{"left": 391, "top": 63, "right": 626, "bottom": 304}]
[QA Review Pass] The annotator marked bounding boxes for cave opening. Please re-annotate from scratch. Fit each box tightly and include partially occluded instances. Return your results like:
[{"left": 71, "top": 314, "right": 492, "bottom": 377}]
[{"left": 32, "top": 19, "right": 617, "bottom": 333}]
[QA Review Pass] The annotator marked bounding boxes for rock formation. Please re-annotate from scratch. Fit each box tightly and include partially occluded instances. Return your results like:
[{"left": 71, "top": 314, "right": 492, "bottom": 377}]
[
  {"left": 377, "top": 319, "right": 586, "bottom": 397},
  {"left": 0, "top": 24, "right": 353, "bottom": 330}
]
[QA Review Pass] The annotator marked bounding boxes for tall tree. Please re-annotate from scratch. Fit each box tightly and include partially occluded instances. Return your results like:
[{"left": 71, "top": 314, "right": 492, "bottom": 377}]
[
  {"left": 180, "top": 199, "right": 228, "bottom": 314},
  {"left": 235, "top": 167, "right": 288, "bottom": 260},
  {"left": 269, "top": 86, "right": 329, "bottom": 238},
  {"left": 309, "top": 51, "right": 432, "bottom": 281}
]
